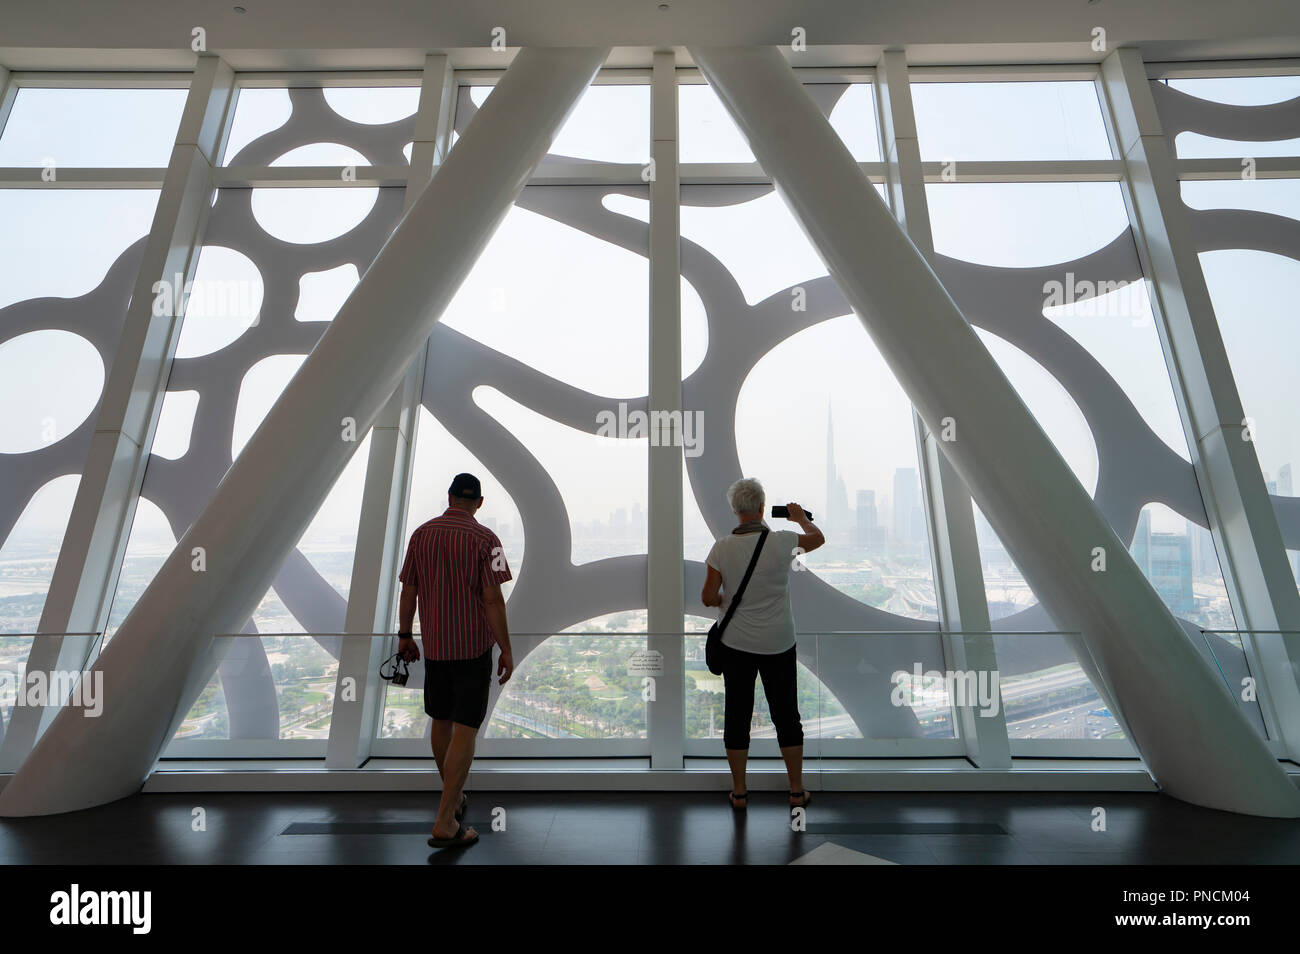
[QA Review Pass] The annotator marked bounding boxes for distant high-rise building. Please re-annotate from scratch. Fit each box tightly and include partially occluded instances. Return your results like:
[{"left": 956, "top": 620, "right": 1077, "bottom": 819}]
[
  {"left": 1150, "top": 531, "right": 1194, "bottom": 613},
  {"left": 1132, "top": 510, "right": 1192, "bottom": 612},
  {"left": 1131, "top": 509, "right": 1152, "bottom": 575},
  {"left": 1278, "top": 463, "right": 1293, "bottom": 497},
  {"left": 893, "top": 467, "right": 922, "bottom": 545},
  {"left": 825, "top": 404, "right": 851, "bottom": 538},
  {"left": 1188, "top": 519, "right": 1218, "bottom": 579},
  {"left": 856, "top": 489, "right": 878, "bottom": 545}
]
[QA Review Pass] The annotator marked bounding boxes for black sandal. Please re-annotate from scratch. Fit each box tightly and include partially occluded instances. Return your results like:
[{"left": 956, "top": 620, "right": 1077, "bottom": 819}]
[
  {"left": 789, "top": 790, "right": 812, "bottom": 808},
  {"left": 729, "top": 791, "right": 748, "bottom": 810},
  {"left": 428, "top": 824, "right": 479, "bottom": 849}
]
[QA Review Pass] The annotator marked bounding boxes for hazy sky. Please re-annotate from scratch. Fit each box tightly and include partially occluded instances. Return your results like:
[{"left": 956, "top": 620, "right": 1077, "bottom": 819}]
[{"left": 2, "top": 76, "right": 1297, "bottom": 577}]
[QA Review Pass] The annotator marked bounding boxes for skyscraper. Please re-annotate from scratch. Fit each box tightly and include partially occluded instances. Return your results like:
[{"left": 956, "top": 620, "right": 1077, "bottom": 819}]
[
  {"left": 1131, "top": 509, "right": 1152, "bottom": 575},
  {"left": 893, "top": 467, "right": 921, "bottom": 546},
  {"left": 825, "top": 403, "right": 850, "bottom": 537},
  {"left": 856, "top": 489, "right": 877, "bottom": 546}
]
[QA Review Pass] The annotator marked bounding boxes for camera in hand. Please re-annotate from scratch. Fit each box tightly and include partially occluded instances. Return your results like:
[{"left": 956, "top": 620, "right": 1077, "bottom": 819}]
[
  {"left": 771, "top": 505, "right": 814, "bottom": 520},
  {"left": 379, "top": 652, "right": 410, "bottom": 686}
]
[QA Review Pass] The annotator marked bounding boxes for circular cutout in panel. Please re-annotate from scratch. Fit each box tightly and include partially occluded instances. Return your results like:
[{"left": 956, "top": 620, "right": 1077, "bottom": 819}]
[
  {"left": 222, "top": 88, "right": 292, "bottom": 165},
  {"left": 173, "top": 246, "right": 264, "bottom": 358},
  {"left": 0, "top": 330, "right": 103, "bottom": 453},
  {"left": 269, "top": 143, "right": 370, "bottom": 168},
  {"left": 735, "top": 315, "right": 938, "bottom": 620},
  {"left": 252, "top": 176, "right": 378, "bottom": 245},
  {"left": 295, "top": 263, "right": 359, "bottom": 323},
  {"left": 323, "top": 87, "right": 420, "bottom": 125},
  {"left": 927, "top": 182, "right": 1130, "bottom": 269},
  {"left": 232, "top": 354, "right": 306, "bottom": 460},
  {"left": 441, "top": 205, "right": 649, "bottom": 397},
  {"left": 975, "top": 327, "right": 1100, "bottom": 497},
  {"left": 149, "top": 390, "right": 200, "bottom": 460}
]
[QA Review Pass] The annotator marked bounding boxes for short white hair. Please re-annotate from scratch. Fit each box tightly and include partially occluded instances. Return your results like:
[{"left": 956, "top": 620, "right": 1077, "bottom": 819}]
[{"left": 726, "top": 477, "right": 765, "bottom": 516}]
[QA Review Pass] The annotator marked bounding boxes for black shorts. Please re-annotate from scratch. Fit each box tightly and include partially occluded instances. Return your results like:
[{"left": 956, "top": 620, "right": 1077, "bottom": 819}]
[{"left": 423, "top": 648, "right": 493, "bottom": 729}]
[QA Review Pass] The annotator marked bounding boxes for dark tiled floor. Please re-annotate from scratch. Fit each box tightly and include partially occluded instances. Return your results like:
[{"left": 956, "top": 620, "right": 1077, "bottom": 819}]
[{"left": 1, "top": 790, "right": 1298, "bottom": 865}]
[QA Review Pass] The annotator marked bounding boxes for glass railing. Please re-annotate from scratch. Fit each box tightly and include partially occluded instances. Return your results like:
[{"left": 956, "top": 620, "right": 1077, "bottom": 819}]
[
  {"left": 1199, "top": 630, "right": 1299, "bottom": 742},
  {"left": 377, "top": 631, "right": 651, "bottom": 742},
  {"left": 2, "top": 628, "right": 1295, "bottom": 755},
  {"left": 0, "top": 633, "right": 100, "bottom": 728}
]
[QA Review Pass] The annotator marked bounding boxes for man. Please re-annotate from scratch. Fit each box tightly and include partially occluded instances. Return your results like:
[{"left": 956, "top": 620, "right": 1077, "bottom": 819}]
[{"left": 396, "top": 472, "right": 514, "bottom": 848}]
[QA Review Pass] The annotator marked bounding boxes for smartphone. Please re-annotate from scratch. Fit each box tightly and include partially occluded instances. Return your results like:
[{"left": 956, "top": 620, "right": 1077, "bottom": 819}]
[{"left": 771, "top": 505, "right": 814, "bottom": 520}]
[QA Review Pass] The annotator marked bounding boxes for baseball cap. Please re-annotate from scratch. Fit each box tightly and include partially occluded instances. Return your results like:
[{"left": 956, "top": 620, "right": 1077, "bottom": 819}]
[{"left": 448, "top": 473, "right": 482, "bottom": 500}]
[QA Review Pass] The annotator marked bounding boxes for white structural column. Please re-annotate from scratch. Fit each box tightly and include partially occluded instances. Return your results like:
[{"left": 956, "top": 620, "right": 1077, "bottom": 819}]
[
  {"left": 0, "top": 47, "right": 609, "bottom": 816},
  {"left": 325, "top": 54, "right": 456, "bottom": 769},
  {"left": 0, "top": 67, "right": 14, "bottom": 130},
  {"left": 0, "top": 57, "right": 236, "bottom": 772},
  {"left": 1098, "top": 49, "right": 1300, "bottom": 762},
  {"left": 690, "top": 45, "right": 1300, "bottom": 817},
  {"left": 647, "top": 52, "right": 686, "bottom": 768},
  {"left": 875, "top": 51, "right": 1009, "bottom": 768}
]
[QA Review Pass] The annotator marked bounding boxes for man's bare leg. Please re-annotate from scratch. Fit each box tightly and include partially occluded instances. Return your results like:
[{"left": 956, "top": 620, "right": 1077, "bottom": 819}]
[
  {"left": 430, "top": 718, "right": 453, "bottom": 778},
  {"left": 431, "top": 721, "right": 478, "bottom": 839}
]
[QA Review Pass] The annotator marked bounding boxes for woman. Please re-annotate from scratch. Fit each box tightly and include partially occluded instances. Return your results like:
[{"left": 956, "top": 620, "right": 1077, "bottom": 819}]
[{"left": 701, "top": 477, "right": 825, "bottom": 810}]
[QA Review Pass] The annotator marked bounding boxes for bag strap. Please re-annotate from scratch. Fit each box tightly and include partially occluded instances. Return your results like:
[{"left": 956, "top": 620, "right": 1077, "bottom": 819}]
[{"left": 717, "top": 528, "right": 769, "bottom": 635}]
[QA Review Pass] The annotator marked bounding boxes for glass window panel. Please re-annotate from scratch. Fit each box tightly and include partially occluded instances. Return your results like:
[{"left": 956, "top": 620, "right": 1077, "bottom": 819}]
[
  {"left": 679, "top": 82, "right": 881, "bottom": 163},
  {"left": 683, "top": 624, "right": 869, "bottom": 741},
  {"left": 1166, "top": 75, "right": 1300, "bottom": 106},
  {"left": 464, "top": 84, "right": 650, "bottom": 163},
  {"left": 171, "top": 245, "right": 264, "bottom": 359},
  {"left": 926, "top": 182, "right": 1130, "bottom": 268},
  {"left": 382, "top": 175, "right": 649, "bottom": 748},
  {"left": 911, "top": 81, "right": 1112, "bottom": 161},
  {"left": 679, "top": 83, "right": 754, "bottom": 163},
  {"left": 0, "top": 635, "right": 37, "bottom": 726},
  {"left": 475, "top": 387, "right": 647, "bottom": 564},
  {"left": 995, "top": 632, "right": 1127, "bottom": 741},
  {"left": 0, "top": 330, "right": 103, "bottom": 454},
  {"left": 929, "top": 173, "right": 1236, "bottom": 696},
  {"left": 1043, "top": 278, "right": 1190, "bottom": 462},
  {"left": 1173, "top": 132, "right": 1300, "bottom": 159},
  {"left": 440, "top": 192, "right": 649, "bottom": 397},
  {"left": 0, "top": 189, "right": 158, "bottom": 633},
  {"left": 104, "top": 497, "right": 173, "bottom": 638},
  {"left": 735, "top": 316, "right": 939, "bottom": 618},
  {"left": 0, "top": 189, "right": 160, "bottom": 309},
  {"left": 222, "top": 86, "right": 418, "bottom": 165},
  {"left": 0, "top": 88, "right": 187, "bottom": 167},
  {"left": 251, "top": 185, "right": 379, "bottom": 244},
  {"left": 222, "top": 88, "right": 292, "bottom": 164},
  {"left": 974, "top": 328, "right": 1099, "bottom": 497},
  {"left": 380, "top": 405, "right": 524, "bottom": 740},
  {"left": 1162, "top": 76, "right": 1300, "bottom": 158},
  {"left": 1132, "top": 503, "right": 1235, "bottom": 630},
  {"left": 0, "top": 477, "right": 80, "bottom": 635},
  {"left": 487, "top": 620, "right": 647, "bottom": 740},
  {"left": 322, "top": 86, "right": 420, "bottom": 125},
  {"left": 825, "top": 83, "right": 882, "bottom": 162},
  {"left": 680, "top": 189, "right": 828, "bottom": 306},
  {"left": 268, "top": 142, "right": 369, "bottom": 166},
  {"left": 1184, "top": 184, "right": 1300, "bottom": 502}
]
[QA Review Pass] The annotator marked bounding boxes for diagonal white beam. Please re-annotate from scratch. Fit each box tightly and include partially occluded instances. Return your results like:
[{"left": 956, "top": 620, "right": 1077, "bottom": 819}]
[
  {"left": 0, "top": 46, "right": 609, "bottom": 816},
  {"left": 690, "top": 45, "right": 1300, "bottom": 817}
]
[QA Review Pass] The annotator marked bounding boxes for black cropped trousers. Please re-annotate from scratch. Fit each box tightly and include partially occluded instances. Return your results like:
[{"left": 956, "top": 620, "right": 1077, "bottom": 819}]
[{"left": 721, "top": 643, "right": 804, "bottom": 750}]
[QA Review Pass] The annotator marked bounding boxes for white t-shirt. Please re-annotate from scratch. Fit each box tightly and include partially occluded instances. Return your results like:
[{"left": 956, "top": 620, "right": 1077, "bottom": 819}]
[{"left": 705, "top": 527, "right": 800, "bottom": 655}]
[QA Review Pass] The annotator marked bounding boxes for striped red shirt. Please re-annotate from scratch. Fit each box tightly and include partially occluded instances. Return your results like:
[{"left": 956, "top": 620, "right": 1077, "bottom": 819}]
[{"left": 399, "top": 508, "right": 512, "bottom": 661}]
